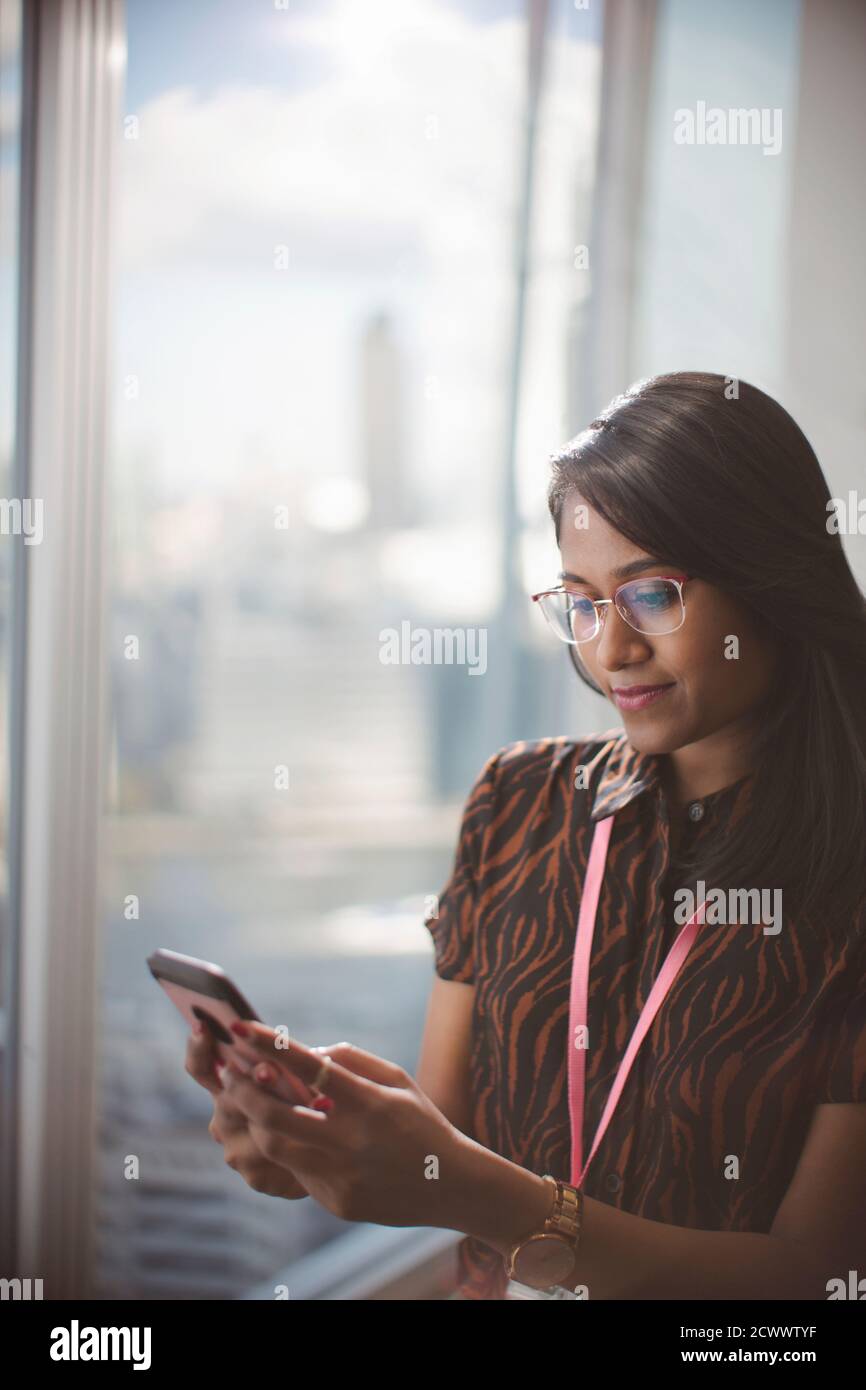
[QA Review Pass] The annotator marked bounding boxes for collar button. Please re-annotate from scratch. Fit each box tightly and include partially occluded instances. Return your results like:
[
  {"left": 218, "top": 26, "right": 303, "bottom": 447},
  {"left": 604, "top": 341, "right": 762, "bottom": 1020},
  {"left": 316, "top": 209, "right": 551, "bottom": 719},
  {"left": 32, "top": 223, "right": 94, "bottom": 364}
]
[{"left": 687, "top": 800, "right": 705, "bottom": 822}]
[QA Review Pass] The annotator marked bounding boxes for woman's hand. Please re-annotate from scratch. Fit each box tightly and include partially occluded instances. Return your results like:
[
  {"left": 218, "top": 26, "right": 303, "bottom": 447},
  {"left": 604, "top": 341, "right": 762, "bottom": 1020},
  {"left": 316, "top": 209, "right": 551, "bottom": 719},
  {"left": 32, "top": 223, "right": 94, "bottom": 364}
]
[
  {"left": 218, "top": 1021, "right": 472, "bottom": 1228},
  {"left": 185, "top": 1021, "right": 348, "bottom": 1199}
]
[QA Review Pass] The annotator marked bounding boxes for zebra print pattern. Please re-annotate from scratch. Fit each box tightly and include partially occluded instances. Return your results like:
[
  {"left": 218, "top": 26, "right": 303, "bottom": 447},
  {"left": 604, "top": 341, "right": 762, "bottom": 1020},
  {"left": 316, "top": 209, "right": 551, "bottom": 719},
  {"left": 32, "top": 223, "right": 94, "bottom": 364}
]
[{"left": 425, "top": 729, "right": 866, "bottom": 1299}]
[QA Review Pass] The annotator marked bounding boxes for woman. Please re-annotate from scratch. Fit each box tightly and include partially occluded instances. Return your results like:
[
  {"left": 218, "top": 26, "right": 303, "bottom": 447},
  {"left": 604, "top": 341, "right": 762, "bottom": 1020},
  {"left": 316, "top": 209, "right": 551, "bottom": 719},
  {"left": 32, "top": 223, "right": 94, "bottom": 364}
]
[{"left": 186, "top": 371, "right": 866, "bottom": 1300}]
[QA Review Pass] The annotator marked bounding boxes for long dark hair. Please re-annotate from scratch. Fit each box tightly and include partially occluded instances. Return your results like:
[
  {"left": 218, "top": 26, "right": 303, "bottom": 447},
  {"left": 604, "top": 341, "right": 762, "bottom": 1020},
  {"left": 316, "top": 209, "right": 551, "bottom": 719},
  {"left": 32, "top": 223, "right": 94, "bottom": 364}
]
[{"left": 547, "top": 370, "right": 866, "bottom": 927}]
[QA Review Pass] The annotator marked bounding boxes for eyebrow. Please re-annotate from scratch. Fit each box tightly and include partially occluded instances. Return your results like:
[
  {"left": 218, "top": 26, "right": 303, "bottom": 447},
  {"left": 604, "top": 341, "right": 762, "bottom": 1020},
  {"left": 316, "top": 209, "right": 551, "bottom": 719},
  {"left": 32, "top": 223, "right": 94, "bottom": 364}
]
[{"left": 558, "top": 557, "right": 671, "bottom": 584}]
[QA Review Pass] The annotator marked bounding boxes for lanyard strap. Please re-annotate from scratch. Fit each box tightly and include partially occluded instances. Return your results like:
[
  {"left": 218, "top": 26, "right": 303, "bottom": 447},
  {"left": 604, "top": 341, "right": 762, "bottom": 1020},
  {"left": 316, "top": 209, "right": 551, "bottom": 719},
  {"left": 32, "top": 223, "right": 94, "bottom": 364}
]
[{"left": 568, "top": 814, "right": 708, "bottom": 1189}]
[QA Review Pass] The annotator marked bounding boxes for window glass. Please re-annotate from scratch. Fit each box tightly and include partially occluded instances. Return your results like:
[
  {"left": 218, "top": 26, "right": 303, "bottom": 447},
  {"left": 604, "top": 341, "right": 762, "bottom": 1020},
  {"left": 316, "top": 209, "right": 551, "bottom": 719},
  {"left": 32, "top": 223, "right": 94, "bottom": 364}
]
[{"left": 101, "top": 0, "right": 602, "bottom": 1297}]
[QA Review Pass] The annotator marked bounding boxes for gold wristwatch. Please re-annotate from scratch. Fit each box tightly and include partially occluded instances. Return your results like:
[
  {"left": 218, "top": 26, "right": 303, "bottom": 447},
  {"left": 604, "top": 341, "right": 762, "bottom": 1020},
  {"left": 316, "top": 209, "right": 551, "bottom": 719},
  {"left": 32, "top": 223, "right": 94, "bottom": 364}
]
[{"left": 504, "top": 1175, "right": 583, "bottom": 1290}]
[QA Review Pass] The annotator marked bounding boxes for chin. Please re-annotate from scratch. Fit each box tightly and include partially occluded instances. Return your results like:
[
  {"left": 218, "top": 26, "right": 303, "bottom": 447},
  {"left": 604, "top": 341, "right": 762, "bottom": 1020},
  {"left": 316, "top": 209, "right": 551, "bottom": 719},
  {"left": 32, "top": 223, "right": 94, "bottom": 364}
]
[{"left": 618, "top": 715, "right": 684, "bottom": 756}]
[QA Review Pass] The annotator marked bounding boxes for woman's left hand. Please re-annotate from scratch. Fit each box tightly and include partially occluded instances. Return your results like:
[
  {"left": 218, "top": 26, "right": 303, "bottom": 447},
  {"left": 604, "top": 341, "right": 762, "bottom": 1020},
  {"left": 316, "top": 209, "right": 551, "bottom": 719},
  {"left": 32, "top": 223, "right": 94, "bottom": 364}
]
[{"left": 219, "top": 1021, "right": 471, "bottom": 1229}]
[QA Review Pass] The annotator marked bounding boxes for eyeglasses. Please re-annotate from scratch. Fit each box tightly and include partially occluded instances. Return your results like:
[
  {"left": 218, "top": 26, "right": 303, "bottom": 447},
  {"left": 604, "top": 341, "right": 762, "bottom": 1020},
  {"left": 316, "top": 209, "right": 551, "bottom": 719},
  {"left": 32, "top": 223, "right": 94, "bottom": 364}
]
[{"left": 531, "top": 573, "right": 691, "bottom": 645}]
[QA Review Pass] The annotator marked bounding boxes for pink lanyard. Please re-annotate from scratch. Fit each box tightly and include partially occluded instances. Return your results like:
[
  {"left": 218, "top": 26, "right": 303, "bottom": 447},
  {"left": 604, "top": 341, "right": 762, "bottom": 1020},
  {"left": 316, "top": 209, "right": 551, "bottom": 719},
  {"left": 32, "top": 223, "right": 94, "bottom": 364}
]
[{"left": 568, "top": 814, "right": 708, "bottom": 1189}]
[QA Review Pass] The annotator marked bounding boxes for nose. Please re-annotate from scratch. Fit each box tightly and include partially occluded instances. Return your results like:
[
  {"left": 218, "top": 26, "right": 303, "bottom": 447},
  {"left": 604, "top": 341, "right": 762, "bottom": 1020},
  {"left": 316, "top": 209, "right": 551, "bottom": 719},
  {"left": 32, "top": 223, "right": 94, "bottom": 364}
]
[{"left": 593, "top": 602, "right": 653, "bottom": 673}]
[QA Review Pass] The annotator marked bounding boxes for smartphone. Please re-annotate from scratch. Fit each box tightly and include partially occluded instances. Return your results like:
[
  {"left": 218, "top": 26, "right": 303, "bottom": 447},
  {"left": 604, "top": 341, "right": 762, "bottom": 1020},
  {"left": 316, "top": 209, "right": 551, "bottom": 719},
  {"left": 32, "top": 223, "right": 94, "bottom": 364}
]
[{"left": 147, "top": 947, "right": 318, "bottom": 1106}]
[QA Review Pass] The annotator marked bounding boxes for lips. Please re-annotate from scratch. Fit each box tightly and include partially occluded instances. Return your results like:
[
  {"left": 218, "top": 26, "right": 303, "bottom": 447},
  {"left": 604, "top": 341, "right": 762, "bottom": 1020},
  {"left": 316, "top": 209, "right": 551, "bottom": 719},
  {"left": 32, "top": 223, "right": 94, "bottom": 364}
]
[
  {"left": 611, "top": 682, "right": 675, "bottom": 711},
  {"left": 614, "top": 683, "right": 675, "bottom": 695},
  {"left": 612, "top": 684, "right": 671, "bottom": 695}
]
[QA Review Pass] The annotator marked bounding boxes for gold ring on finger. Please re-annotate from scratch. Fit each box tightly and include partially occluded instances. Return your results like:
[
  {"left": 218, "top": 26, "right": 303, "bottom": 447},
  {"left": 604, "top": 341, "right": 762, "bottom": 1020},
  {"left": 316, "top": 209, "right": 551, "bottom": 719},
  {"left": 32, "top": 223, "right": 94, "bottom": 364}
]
[{"left": 312, "top": 1054, "right": 333, "bottom": 1093}]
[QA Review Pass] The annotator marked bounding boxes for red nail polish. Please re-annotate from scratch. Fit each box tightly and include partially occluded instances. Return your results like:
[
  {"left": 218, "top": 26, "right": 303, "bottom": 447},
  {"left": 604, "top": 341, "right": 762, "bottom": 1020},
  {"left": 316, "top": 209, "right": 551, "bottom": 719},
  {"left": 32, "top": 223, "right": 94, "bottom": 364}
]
[{"left": 230, "top": 1021, "right": 249, "bottom": 1038}]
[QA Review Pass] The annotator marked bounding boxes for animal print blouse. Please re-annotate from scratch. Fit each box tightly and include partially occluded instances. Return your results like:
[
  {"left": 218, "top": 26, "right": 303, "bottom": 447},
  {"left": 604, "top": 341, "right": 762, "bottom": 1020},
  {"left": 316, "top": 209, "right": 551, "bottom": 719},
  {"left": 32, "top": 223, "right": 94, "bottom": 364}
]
[{"left": 424, "top": 728, "right": 866, "bottom": 1300}]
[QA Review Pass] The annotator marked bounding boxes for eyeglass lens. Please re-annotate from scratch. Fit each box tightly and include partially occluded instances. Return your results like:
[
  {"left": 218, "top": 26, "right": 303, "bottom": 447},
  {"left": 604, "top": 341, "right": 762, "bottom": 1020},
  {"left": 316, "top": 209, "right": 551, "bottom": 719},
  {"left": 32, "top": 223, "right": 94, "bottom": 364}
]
[{"left": 540, "top": 578, "right": 684, "bottom": 643}]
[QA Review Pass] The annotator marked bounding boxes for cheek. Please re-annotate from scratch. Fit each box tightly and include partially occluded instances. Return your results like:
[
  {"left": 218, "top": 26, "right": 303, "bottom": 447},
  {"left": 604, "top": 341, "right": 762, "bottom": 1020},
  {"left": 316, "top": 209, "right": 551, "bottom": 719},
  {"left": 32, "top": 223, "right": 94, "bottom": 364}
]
[
  {"left": 574, "top": 644, "right": 608, "bottom": 688},
  {"left": 679, "top": 626, "right": 734, "bottom": 674},
  {"left": 673, "top": 610, "right": 774, "bottom": 704}
]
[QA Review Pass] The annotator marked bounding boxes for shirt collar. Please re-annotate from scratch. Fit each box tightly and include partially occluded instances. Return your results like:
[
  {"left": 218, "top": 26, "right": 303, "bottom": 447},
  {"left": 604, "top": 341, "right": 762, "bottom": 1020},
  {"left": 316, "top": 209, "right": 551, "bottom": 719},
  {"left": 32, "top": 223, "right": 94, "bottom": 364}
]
[
  {"left": 587, "top": 727, "right": 755, "bottom": 824},
  {"left": 589, "top": 728, "right": 662, "bottom": 821}
]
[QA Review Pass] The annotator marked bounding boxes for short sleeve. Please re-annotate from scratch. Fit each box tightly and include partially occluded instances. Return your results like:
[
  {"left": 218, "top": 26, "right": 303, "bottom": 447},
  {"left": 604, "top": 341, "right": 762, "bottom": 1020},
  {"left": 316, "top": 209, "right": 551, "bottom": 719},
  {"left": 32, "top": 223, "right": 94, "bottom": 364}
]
[
  {"left": 815, "top": 934, "right": 866, "bottom": 1103},
  {"left": 423, "top": 750, "right": 499, "bottom": 984}
]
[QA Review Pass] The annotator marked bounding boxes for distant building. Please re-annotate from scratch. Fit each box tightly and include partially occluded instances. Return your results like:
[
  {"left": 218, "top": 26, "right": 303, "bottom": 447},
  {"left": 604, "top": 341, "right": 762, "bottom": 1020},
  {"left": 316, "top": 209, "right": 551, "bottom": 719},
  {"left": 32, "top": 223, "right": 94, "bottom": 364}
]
[{"left": 360, "top": 313, "right": 414, "bottom": 531}]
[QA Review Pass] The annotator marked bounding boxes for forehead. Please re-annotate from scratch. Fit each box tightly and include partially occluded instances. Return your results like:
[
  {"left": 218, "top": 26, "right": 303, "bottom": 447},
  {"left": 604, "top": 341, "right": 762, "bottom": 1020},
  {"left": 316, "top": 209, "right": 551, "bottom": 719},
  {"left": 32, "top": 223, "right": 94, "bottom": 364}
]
[{"left": 558, "top": 493, "right": 651, "bottom": 573}]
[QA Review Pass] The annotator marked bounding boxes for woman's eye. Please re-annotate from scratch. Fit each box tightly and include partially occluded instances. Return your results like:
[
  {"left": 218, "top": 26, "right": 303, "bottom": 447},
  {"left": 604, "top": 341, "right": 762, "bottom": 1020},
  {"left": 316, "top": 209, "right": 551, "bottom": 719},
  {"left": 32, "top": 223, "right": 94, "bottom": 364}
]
[{"left": 631, "top": 583, "right": 674, "bottom": 609}]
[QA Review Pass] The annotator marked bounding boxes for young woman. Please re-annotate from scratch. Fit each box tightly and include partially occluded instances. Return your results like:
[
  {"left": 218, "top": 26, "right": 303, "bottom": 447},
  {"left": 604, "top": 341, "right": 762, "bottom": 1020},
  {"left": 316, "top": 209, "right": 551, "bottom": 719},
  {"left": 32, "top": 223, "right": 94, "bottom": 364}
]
[{"left": 186, "top": 371, "right": 866, "bottom": 1300}]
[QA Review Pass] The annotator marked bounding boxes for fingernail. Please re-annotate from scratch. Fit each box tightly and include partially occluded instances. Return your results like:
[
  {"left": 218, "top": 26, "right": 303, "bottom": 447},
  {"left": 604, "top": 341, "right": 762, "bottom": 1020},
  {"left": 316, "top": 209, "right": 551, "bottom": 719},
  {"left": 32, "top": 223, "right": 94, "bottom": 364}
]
[
  {"left": 254, "top": 1064, "right": 275, "bottom": 1084},
  {"left": 230, "top": 1021, "right": 249, "bottom": 1038}
]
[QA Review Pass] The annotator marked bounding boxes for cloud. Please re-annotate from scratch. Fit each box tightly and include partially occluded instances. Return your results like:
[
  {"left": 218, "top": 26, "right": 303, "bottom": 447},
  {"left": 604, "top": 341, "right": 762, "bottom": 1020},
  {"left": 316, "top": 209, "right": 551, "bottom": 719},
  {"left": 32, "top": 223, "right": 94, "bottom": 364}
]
[
  {"left": 118, "top": 0, "right": 533, "bottom": 273},
  {"left": 111, "top": 0, "right": 599, "bottom": 502}
]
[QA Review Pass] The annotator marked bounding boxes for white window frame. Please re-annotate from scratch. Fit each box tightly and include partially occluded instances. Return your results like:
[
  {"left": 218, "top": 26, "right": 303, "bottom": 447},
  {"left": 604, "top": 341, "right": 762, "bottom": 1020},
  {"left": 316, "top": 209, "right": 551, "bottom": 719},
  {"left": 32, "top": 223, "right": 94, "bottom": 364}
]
[{"left": 10, "top": 0, "right": 123, "bottom": 1296}]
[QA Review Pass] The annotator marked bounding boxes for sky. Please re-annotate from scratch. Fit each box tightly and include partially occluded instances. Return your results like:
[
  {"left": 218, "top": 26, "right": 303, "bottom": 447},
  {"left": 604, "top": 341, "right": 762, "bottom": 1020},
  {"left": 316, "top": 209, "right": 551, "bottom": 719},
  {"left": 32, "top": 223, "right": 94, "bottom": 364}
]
[
  {"left": 113, "top": 0, "right": 601, "bottom": 530},
  {"left": 124, "top": 0, "right": 600, "bottom": 110}
]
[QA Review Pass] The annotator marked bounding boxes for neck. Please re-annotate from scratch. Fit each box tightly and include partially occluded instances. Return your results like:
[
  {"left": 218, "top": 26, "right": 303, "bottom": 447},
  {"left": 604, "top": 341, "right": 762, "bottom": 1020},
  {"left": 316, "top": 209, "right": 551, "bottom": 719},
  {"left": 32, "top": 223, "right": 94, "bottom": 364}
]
[{"left": 661, "top": 719, "right": 755, "bottom": 813}]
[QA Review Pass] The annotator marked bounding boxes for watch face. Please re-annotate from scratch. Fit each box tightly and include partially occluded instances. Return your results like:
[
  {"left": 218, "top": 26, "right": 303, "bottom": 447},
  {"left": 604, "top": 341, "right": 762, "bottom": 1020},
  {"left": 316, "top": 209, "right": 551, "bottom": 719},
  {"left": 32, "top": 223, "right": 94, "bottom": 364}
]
[{"left": 513, "top": 1235, "right": 575, "bottom": 1290}]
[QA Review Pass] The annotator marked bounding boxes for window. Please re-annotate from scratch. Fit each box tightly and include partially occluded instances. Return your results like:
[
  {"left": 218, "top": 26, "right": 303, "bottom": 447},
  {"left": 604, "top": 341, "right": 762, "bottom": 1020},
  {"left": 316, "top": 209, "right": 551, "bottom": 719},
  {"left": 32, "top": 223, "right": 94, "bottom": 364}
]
[
  {"left": 0, "top": 0, "right": 23, "bottom": 1266},
  {"left": 99, "top": 0, "right": 603, "bottom": 1297}
]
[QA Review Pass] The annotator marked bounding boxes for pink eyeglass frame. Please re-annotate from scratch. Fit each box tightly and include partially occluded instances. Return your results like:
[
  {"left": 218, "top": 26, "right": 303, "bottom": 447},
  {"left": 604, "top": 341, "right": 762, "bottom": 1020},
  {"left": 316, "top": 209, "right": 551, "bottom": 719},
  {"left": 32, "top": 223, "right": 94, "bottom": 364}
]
[{"left": 530, "top": 572, "right": 692, "bottom": 642}]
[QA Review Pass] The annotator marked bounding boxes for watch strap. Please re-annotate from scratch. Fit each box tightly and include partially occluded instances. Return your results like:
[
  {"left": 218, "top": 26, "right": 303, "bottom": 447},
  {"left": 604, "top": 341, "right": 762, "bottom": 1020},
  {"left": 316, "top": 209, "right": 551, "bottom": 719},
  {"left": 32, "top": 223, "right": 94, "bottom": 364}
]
[{"left": 504, "top": 1175, "right": 583, "bottom": 1282}]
